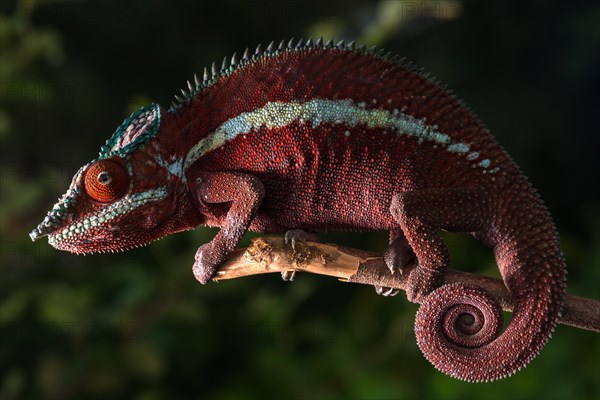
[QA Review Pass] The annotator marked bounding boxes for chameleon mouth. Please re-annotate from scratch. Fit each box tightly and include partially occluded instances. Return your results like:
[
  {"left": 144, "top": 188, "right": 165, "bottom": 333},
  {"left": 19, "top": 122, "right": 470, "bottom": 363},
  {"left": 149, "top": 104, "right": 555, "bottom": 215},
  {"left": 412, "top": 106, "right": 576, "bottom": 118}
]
[
  {"left": 47, "top": 229, "right": 160, "bottom": 254},
  {"left": 30, "top": 189, "right": 81, "bottom": 241},
  {"left": 30, "top": 216, "right": 63, "bottom": 241},
  {"left": 46, "top": 187, "right": 168, "bottom": 247},
  {"left": 30, "top": 166, "right": 86, "bottom": 242}
]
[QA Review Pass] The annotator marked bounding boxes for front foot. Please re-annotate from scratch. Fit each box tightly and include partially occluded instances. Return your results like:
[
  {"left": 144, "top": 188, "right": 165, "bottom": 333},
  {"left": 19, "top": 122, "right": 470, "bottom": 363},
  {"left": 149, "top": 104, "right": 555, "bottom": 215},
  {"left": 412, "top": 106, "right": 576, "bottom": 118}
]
[
  {"left": 281, "top": 229, "right": 318, "bottom": 282},
  {"left": 284, "top": 229, "right": 318, "bottom": 251},
  {"left": 193, "top": 243, "right": 226, "bottom": 284},
  {"left": 405, "top": 266, "right": 443, "bottom": 303}
]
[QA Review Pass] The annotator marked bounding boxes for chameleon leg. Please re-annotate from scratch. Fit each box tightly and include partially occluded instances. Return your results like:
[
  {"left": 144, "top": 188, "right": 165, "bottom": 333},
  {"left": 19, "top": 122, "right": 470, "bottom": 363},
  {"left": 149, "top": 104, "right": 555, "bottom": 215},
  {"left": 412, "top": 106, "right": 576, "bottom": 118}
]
[
  {"left": 376, "top": 230, "right": 416, "bottom": 296},
  {"left": 191, "top": 172, "right": 265, "bottom": 284},
  {"left": 281, "top": 229, "right": 319, "bottom": 281},
  {"left": 389, "top": 187, "right": 489, "bottom": 303}
]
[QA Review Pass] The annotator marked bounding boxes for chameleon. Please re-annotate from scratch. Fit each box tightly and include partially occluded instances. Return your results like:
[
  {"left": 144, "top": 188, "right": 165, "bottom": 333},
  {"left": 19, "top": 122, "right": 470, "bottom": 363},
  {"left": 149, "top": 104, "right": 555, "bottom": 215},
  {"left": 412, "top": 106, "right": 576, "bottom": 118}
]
[{"left": 30, "top": 38, "right": 566, "bottom": 382}]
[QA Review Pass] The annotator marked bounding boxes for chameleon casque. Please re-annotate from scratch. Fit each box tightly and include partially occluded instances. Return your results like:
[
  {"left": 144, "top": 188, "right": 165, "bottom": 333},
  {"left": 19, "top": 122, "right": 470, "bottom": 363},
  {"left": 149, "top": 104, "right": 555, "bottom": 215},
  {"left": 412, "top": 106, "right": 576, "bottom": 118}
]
[{"left": 30, "top": 38, "right": 566, "bottom": 382}]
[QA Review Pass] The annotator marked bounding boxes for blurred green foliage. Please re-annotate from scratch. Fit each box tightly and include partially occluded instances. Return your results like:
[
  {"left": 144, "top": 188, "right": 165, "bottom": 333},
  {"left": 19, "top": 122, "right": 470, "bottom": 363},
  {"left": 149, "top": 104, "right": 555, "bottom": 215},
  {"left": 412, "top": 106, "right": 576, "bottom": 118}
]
[{"left": 1, "top": 0, "right": 599, "bottom": 399}]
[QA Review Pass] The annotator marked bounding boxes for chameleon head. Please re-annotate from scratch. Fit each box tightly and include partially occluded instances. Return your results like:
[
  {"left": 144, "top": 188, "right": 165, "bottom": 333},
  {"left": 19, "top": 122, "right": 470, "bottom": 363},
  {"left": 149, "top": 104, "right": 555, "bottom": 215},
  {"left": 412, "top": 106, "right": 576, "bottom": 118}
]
[{"left": 29, "top": 103, "right": 189, "bottom": 253}]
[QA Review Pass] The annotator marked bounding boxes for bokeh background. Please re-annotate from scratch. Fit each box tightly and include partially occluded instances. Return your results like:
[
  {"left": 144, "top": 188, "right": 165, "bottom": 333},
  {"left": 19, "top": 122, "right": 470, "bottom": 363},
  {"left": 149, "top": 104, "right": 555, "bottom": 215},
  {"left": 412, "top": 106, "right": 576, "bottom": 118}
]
[{"left": 1, "top": 0, "right": 599, "bottom": 399}]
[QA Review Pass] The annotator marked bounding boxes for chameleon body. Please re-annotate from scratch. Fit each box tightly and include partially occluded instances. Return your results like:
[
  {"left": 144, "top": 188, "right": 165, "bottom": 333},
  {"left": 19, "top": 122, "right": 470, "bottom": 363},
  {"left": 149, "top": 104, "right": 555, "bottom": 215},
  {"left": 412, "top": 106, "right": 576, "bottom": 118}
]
[{"left": 30, "top": 39, "right": 566, "bottom": 381}]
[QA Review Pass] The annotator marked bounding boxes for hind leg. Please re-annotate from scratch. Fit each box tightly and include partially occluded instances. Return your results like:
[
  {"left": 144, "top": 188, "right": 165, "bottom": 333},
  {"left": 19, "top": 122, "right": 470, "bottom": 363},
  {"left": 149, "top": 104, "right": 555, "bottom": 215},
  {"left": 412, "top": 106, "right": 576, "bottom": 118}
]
[{"left": 389, "top": 187, "right": 490, "bottom": 303}]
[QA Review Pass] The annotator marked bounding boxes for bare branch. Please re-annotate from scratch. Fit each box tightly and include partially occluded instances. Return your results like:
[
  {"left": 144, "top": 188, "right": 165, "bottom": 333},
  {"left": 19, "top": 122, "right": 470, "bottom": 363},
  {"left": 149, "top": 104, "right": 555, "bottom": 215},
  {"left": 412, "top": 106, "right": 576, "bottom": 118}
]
[{"left": 212, "top": 237, "right": 600, "bottom": 333}]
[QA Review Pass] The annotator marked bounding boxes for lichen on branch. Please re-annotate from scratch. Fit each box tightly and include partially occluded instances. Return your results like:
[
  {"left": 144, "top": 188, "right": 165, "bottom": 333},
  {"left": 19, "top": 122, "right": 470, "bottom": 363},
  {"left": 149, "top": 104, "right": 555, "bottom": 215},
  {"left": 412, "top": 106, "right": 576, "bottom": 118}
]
[{"left": 213, "top": 237, "right": 600, "bottom": 333}]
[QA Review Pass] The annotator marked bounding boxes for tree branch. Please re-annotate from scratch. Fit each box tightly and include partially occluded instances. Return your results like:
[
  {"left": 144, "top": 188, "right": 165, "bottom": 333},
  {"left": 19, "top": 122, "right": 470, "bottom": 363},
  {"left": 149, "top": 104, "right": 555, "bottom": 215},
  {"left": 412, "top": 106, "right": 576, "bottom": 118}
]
[{"left": 212, "top": 237, "right": 600, "bottom": 333}]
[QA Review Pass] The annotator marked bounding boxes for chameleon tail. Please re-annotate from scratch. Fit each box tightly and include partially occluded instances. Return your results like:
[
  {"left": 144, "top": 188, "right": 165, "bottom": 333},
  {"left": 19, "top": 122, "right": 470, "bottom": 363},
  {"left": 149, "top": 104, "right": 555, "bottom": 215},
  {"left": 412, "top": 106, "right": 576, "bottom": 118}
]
[{"left": 414, "top": 185, "right": 566, "bottom": 382}]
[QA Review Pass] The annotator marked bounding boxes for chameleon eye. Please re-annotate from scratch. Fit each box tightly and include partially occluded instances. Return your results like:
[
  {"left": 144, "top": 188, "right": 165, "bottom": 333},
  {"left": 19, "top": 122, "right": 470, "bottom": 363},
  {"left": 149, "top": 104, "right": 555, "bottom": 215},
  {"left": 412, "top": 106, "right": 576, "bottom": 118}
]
[{"left": 84, "top": 160, "right": 128, "bottom": 203}]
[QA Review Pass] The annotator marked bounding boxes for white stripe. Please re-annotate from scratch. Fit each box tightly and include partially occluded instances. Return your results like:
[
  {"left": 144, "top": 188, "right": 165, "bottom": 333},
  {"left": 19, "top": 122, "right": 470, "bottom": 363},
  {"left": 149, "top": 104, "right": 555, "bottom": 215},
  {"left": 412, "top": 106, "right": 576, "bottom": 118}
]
[{"left": 183, "top": 98, "right": 494, "bottom": 171}]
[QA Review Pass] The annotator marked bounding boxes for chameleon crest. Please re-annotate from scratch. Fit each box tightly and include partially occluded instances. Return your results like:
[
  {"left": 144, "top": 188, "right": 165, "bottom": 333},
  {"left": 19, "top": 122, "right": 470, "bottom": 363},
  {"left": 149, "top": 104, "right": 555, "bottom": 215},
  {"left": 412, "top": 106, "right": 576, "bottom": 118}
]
[{"left": 31, "top": 39, "right": 566, "bottom": 382}]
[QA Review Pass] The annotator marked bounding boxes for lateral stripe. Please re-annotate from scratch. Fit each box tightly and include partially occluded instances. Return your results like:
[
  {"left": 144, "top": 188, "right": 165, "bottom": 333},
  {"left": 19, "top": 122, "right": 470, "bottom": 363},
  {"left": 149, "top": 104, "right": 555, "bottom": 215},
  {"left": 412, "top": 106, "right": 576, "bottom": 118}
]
[{"left": 183, "top": 98, "right": 493, "bottom": 172}]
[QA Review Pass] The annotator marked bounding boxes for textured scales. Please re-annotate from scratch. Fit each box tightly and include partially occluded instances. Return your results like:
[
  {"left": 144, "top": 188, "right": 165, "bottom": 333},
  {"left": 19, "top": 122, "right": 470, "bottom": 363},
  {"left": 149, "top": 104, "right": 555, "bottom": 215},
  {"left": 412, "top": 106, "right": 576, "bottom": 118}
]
[{"left": 30, "top": 39, "right": 566, "bottom": 382}]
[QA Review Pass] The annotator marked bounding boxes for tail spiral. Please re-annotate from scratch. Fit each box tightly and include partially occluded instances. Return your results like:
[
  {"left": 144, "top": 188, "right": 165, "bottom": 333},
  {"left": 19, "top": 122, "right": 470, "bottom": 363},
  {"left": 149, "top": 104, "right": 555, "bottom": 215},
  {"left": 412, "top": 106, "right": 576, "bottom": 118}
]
[{"left": 414, "top": 280, "right": 561, "bottom": 382}]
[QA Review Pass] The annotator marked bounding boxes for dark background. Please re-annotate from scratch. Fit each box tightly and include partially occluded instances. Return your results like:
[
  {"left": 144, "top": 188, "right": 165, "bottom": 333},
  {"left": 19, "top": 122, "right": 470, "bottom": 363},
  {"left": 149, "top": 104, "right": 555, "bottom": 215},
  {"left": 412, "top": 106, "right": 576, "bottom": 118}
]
[{"left": 1, "top": 0, "right": 599, "bottom": 399}]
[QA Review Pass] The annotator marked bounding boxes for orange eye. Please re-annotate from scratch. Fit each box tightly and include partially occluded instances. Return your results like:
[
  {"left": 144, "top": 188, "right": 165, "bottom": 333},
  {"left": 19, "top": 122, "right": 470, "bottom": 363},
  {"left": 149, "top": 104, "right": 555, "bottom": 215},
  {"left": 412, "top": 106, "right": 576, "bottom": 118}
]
[{"left": 84, "top": 160, "right": 128, "bottom": 203}]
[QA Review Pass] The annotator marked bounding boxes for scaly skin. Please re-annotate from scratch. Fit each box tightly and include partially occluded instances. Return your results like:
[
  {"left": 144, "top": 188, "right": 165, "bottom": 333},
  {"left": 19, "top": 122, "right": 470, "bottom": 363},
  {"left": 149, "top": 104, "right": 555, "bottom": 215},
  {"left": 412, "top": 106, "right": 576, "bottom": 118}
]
[{"left": 30, "top": 38, "right": 566, "bottom": 382}]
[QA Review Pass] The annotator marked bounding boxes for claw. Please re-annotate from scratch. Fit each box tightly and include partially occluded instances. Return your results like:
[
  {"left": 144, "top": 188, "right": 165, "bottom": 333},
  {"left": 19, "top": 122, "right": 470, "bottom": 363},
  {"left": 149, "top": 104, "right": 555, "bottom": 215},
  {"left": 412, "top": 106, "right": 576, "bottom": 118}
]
[
  {"left": 284, "top": 229, "right": 318, "bottom": 251},
  {"left": 284, "top": 231, "right": 298, "bottom": 251},
  {"left": 375, "top": 286, "right": 400, "bottom": 297},
  {"left": 281, "top": 270, "right": 296, "bottom": 281}
]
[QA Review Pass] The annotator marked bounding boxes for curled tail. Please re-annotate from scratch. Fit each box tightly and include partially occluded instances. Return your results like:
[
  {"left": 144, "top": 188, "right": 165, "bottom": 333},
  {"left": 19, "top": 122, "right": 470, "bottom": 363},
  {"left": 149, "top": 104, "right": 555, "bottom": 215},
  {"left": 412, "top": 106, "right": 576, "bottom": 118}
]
[{"left": 415, "top": 186, "right": 566, "bottom": 382}]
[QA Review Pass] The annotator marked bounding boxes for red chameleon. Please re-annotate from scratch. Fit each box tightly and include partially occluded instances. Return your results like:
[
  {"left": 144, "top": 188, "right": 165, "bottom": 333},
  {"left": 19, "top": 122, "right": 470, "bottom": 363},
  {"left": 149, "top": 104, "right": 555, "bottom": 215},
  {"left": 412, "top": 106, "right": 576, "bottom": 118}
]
[{"left": 30, "top": 38, "right": 566, "bottom": 382}]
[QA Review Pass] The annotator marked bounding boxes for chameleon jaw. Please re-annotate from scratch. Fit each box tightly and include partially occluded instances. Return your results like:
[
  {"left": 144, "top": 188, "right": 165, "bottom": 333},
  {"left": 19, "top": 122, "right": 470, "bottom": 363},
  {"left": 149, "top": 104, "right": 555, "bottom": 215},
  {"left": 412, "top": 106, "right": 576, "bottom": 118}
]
[
  {"left": 30, "top": 219, "right": 60, "bottom": 241},
  {"left": 52, "top": 187, "right": 168, "bottom": 247},
  {"left": 32, "top": 187, "right": 168, "bottom": 252}
]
